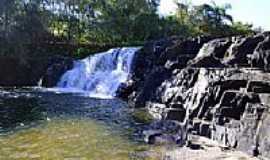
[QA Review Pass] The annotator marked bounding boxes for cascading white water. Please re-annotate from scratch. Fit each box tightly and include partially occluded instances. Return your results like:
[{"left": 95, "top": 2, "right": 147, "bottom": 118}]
[{"left": 56, "top": 47, "right": 140, "bottom": 98}]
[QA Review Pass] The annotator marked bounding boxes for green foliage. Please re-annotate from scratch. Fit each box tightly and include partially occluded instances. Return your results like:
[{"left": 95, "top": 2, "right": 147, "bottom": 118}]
[
  {"left": 172, "top": 1, "right": 249, "bottom": 37},
  {"left": 0, "top": 0, "right": 255, "bottom": 58},
  {"left": 230, "top": 22, "right": 254, "bottom": 35},
  {"left": 85, "top": 0, "right": 162, "bottom": 42}
]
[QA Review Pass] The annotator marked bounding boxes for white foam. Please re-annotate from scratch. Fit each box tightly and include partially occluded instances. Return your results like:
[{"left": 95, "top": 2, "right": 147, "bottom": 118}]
[{"left": 56, "top": 47, "right": 140, "bottom": 99}]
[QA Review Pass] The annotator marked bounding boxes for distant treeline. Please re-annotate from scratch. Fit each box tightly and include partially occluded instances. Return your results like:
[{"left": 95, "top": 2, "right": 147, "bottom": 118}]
[{"left": 0, "top": 0, "right": 257, "bottom": 58}]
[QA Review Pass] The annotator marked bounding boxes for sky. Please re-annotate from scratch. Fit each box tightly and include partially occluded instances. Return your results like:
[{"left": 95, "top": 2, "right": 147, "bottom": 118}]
[{"left": 159, "top": 0, "right": 270, "bottom": 30}]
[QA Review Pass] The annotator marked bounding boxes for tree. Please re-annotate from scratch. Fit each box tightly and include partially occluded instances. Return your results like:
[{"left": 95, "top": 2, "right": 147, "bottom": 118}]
[
  {"left": 230, "top": 22, "right": 253, "bottom": 35},
  {"left": 193, "top": 1, "right": 233, "bottom": 35},
  {"left": 0, "top": 0, "right": 256, "bottom": 58},
  {"left": 174, "top": 0, "right": 190, "bottom": 25},
  {"left": 84, "top": 0, "right": 161, "bottom": 43}
]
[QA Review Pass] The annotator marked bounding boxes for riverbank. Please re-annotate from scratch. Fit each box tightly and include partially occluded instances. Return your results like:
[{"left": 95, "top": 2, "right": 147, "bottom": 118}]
[{"left": 0, "top": 88, "right": 261, "bottom": 160}]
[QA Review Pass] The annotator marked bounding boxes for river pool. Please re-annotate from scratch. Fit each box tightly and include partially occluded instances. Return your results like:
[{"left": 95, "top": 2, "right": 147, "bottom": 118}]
[{"left": 0, "top": 88, "right": 161, "bottom": 160}]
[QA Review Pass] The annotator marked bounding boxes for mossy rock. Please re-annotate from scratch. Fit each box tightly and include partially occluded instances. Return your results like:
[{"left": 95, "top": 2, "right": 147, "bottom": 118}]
[{"left": 132, "top": 109, "right": 154, "bottom": 124}]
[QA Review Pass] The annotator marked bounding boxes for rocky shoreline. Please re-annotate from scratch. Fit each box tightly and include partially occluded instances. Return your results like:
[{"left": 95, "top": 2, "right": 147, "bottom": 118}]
[
  {"left": 118, "top": 32, "right": 270, "bottom": 159},
  {"left": 1, "top": 32, "right": 270, "bottom": 159}
]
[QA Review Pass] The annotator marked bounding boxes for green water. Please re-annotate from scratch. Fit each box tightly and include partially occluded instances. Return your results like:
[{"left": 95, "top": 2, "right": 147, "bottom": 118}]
[
  {"left": 0, "top": 89, "right": 162, "bottom": 160},
  {"left": 0, "top": 117, "right": 158, "bottom": 160}
]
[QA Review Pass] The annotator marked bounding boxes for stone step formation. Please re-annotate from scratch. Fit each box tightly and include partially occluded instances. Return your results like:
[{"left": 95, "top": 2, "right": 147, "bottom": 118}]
[{"left": 117, "top": 32, "right": 270, "bottom": 159}]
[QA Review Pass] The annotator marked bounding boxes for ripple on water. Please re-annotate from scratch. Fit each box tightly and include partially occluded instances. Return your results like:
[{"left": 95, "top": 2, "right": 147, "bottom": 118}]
[
  {"left": 0, "top": 89, "right": 163, "bottom": 160},
  {"left": 0, "top": 117, "right": 160, "bottom": 160}
]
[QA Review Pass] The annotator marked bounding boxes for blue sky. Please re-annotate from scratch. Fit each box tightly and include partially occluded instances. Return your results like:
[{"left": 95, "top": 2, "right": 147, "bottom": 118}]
[{"left": 159, "top": 0, "right": 270, "bottom": 30}]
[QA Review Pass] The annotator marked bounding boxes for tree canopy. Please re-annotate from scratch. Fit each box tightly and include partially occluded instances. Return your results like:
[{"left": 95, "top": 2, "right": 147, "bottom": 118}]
[{"left": 0, "top": 0, "right": 255, "bottom": 58}]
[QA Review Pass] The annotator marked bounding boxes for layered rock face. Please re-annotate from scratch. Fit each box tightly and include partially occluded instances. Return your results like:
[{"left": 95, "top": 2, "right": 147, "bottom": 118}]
[{"left": 118, "top": 32, "right": 270, "bottom": 158}]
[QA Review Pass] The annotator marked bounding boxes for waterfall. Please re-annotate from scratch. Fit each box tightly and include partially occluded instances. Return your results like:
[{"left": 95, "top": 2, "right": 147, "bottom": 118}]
[{"left": 56, "top": 47, "right": 140, "bottom": 98}]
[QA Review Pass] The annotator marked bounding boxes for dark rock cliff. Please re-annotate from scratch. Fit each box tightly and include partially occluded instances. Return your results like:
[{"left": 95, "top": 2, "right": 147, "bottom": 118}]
[
  {"left": 118, "top": 32, "right": 270, "bottom": 159},
  {"left": 0, "top": 56, "right": 73, "bottom": 87}
]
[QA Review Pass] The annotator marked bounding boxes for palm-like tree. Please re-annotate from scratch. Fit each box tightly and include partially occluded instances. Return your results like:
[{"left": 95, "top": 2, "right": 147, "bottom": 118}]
[
  {"left": 193, "top": 1, "right": 233, "bottom": 35},
  {"left": 199, "top": 1, "right": 233, "bottom": 27}
]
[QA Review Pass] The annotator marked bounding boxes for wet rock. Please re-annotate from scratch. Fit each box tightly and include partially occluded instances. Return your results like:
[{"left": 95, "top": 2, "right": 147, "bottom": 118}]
[
  {"left": 116, "top": 80, "right": 135, "bottom": 100},
  {"left": 42, "top": 56, "right": 73, "bottom": 87},
  {"left": 132, "top": 108, "right": 154, "bottom": 124},
  {"left": 146, "top": 103, "right": 167, "bottom": 120},
  {"left": 0, "top": 57, "right": 45, "bottom": 86},
  {"left": 142, "top": 120, "right": 187, "bottom": 146},
  {"left": 0, "top": 56, "right": 73, "bottom": 87},
  {"left": 148, "top": 133, "right": 176, "bottom": 145},
  {"left": 143, "top": 129, "right": 163, "bottom": 144}
]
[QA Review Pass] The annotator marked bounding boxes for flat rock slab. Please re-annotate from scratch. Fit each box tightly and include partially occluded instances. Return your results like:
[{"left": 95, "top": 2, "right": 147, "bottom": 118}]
[{"left": 163, "top": 136, "right": 260, "bottom": 160}]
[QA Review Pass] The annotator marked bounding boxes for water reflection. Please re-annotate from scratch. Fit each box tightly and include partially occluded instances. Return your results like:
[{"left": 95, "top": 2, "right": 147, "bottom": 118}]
[
  {"left": 0, "top": 97, "right": 46, "bottom": 133},
  {"left": 0, "top": 88, "right": 159, "bottom": 160},
  {"left": 0, "top": 88, "right": 136, "bottom": 133},
  {"left": 0, "top": 117, "right": 157, "bottom": 160}
]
